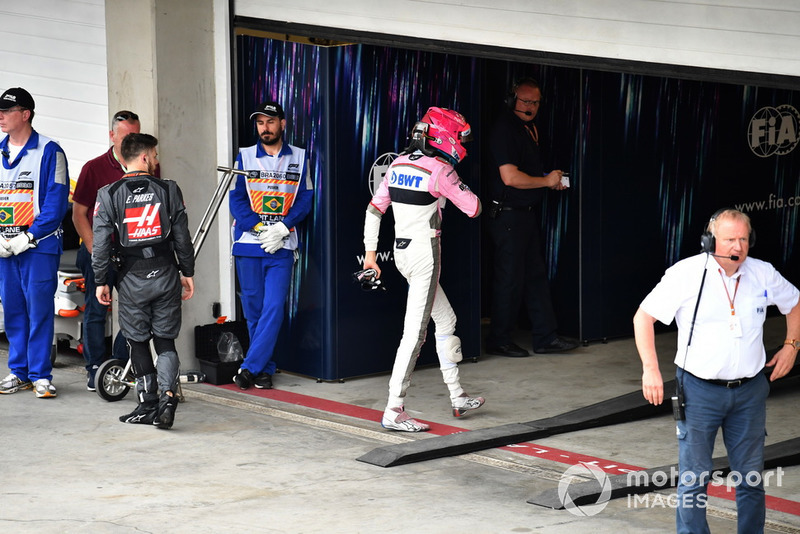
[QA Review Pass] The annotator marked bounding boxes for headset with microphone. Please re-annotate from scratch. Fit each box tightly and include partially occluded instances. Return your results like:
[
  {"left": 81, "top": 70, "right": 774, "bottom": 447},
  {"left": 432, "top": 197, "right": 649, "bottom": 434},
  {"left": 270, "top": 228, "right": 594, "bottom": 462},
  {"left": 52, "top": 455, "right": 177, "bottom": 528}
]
[
  {"left": 505, "top": 77, "right": 541, "bottom": 116},
  {"left": 699, "top": 208, "right": 755, "bottom": 261},
  {"left": 673, "top": 208, "right": 754, "bottom": 420}
]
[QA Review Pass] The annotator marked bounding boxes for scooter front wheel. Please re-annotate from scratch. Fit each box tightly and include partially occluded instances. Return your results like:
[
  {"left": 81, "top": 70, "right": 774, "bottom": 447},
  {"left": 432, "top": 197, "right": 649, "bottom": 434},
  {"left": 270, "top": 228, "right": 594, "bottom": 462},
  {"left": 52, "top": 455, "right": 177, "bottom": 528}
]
[{"left": 95, "top": 358, "right": 131, "bottom": 402}]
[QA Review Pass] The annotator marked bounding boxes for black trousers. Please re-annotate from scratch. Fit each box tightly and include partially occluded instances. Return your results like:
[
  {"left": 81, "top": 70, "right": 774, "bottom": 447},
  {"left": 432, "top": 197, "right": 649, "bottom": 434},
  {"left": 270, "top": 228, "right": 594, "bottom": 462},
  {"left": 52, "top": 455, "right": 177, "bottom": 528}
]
[{"left": 487, "top": 209, "right": 558, "bottom": 349}]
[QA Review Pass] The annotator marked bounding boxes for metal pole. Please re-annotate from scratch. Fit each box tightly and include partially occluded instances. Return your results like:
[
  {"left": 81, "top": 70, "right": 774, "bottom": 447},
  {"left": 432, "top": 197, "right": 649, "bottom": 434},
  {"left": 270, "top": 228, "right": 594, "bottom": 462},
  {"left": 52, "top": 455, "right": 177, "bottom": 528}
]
[{"left": 191, "top": 166, "right": 248, "bottom": 258}]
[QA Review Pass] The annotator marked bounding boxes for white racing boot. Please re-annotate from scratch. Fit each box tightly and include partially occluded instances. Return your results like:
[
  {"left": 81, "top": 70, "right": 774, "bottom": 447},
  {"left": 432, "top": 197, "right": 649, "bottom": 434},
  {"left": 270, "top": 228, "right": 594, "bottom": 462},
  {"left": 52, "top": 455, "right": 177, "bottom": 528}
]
[
  {"left": 440, "top": 366, "right": 484, "bottom": 417},
  {"left": 452, "top": 393, "right": 485, "bottom": 418},
  {"left": 381, "top": 406, "right": 431, "bottom": 432}
]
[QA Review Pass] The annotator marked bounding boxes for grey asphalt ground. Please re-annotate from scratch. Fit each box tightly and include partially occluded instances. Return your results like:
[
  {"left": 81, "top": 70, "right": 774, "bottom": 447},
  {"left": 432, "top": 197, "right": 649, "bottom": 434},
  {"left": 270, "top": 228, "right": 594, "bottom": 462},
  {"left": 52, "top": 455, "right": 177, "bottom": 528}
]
[{"left": 1, "top": 317, "right": 799, "bottom": 533}]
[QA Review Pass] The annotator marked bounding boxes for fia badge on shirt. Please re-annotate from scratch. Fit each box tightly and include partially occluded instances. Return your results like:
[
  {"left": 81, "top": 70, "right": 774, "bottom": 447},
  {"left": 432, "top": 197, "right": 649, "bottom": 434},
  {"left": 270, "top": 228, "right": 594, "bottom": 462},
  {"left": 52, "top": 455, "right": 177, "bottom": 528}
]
[{"left": 729, "top": 314, "right": 743, "bottom": 338}]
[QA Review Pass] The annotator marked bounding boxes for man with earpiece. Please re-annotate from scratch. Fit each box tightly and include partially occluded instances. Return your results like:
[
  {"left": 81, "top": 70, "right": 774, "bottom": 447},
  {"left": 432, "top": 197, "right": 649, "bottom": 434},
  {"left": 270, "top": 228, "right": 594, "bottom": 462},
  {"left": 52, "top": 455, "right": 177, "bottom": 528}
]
[
  {"left": 633, "top": 208, "right": 800, "bottom": 534},
  {"left": 485, "top": 77, "right": 578, "bottom": 357}
]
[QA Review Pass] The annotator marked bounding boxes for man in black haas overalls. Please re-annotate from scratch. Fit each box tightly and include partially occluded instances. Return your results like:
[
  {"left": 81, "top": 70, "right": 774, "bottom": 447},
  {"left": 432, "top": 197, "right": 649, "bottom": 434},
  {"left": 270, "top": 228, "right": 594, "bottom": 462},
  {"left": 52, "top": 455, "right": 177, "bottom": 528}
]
[{"left": 92, "top": 133, "right": 195, "bottom": 429}]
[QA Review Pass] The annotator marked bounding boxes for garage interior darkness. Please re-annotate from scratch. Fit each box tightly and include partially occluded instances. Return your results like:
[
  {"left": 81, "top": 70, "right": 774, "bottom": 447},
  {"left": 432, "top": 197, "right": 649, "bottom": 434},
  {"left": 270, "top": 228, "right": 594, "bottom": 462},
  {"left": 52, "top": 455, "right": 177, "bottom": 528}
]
[{"left": 231, "top": 20, "right": 800, "bottom": 381}]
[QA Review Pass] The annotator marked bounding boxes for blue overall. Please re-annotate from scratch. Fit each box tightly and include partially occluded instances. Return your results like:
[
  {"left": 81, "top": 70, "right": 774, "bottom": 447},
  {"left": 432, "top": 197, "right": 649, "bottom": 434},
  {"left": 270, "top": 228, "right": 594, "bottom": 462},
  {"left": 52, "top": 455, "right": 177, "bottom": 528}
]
[
  {"left": 0, "top": 253, "right": 60, "bottom": 381},
  {"left": 234, "top": 252, "right": 294, "bottom": 376},
  {"left": 229, "top": 141, "right": 313, "bottom": 376},
  {"left": 0, "top": 131, "right": 69, "bottom": 382}
]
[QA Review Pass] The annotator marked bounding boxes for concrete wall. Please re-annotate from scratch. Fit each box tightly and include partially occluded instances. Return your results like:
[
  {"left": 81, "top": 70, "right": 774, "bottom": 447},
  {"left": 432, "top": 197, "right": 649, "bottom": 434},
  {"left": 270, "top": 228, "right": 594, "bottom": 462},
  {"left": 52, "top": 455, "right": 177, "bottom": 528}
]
[
  {"left": 234, "top": 0, "right": 800, "bottom": 78},
  {"left": 105, "top": 0, "right": 234, "bottom": 364}
]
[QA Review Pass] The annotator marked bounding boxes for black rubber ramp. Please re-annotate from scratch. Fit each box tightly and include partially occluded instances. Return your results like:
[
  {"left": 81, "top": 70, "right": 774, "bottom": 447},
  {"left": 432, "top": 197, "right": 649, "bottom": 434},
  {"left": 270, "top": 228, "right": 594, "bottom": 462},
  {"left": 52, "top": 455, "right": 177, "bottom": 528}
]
[
  {"left": 356, "top": 382, "right": 676, "bottom": 467},
  {"left": 527, "top": 437, "right": 800, "bottom": 509},
  {"left": 357, "top": 356, "right": 798, "bottom": 468}
]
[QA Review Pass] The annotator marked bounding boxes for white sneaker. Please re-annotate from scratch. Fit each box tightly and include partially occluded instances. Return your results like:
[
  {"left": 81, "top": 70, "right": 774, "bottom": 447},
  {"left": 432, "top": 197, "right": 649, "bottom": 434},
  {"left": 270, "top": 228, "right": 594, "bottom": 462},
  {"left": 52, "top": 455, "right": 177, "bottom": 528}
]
[
  {"left": 452, "top": 393, "right": 485, "bottom": 417},
  {"left": 33, "top": 379, "right": 57, "bottom": 398},
  {"left": 0, "top": 373, "right": 32, "bottom": 394},
  {"left": 381, "top": 406, "right": 430, "bottom": 432}
]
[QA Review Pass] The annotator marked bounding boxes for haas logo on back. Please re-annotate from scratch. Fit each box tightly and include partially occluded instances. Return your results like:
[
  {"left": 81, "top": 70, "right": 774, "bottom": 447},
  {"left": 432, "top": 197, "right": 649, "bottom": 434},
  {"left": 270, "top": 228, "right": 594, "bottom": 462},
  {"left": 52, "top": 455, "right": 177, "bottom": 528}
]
[{"left": 123, "top": 203, "right": 162, "bottom": 239}]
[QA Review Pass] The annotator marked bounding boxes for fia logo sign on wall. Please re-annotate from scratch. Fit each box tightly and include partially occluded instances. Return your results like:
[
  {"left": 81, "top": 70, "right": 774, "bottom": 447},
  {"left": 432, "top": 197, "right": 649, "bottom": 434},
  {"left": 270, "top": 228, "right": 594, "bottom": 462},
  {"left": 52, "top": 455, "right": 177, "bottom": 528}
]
[
  {"left": 748, "top": 104, "right": 800, "bottom": 157},
  {"left": 367, "top": 153, "right": 398, "bottom": 196}
]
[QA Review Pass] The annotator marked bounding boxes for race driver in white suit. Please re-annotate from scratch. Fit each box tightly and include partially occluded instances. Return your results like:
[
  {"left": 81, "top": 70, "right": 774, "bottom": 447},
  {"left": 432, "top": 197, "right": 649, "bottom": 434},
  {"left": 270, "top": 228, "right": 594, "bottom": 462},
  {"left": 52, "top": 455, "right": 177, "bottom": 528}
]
[{"left": 363, "top": 107, "right": 485, "bottom": 432}]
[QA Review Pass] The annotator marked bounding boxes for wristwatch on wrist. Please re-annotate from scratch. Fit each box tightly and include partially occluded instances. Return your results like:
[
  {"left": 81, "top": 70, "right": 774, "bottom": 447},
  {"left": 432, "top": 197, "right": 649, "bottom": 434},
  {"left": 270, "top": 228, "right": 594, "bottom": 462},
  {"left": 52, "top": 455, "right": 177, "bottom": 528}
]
[{"left": 784, "top": 339, "right": 800, "bottom": 350}]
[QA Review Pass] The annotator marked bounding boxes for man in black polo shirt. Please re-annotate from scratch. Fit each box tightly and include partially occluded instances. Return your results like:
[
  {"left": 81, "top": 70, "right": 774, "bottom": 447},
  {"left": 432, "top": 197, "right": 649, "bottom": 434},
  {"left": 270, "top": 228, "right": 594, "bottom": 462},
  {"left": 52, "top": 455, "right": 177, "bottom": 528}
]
[{"left": 486, "top": 77, "right": 577, "bottom": 357}]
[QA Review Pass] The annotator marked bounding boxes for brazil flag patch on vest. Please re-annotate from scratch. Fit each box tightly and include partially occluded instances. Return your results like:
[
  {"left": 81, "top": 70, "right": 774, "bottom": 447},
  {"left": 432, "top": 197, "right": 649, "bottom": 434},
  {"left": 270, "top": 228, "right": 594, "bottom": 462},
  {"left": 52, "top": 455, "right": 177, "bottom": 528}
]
[
  {"left": 0, "top": 207, "right": 14, "bottom": 225},
  {"left": 263, "top": 196, "right": 284, "bottom": 214}
]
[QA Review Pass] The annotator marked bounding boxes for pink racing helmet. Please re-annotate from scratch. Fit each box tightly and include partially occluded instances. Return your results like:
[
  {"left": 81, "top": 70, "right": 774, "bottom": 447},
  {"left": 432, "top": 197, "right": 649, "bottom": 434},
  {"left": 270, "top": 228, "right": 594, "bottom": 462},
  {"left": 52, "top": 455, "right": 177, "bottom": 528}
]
[{"left": 415, "top": 107, "right": 473, "bottom": 164}]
